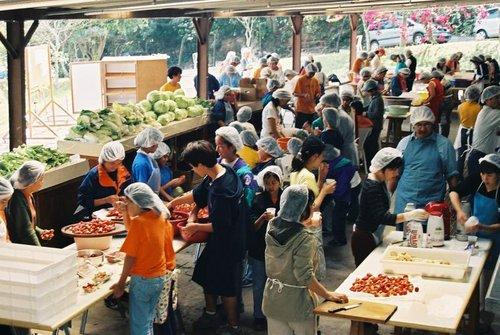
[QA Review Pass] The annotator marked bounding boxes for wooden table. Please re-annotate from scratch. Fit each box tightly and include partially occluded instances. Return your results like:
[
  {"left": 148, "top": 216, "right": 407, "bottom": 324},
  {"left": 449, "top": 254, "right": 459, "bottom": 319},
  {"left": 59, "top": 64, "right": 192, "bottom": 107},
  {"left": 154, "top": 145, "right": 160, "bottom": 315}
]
[
  {"left": 319, "top": 231, "right": 491, "bottom": 335},
  {"left": 383, "top": 112, "right": 411, "bottom": 147},
  {"left": 0, "top": 236, "right": 190, "bottom": 334}
]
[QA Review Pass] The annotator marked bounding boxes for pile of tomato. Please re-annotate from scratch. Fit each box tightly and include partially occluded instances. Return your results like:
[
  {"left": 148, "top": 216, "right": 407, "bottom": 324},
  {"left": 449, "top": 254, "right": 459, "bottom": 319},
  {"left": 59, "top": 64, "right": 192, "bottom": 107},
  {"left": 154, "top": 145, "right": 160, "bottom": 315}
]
[
  {"left": 69, "top": 219, "right": 115, "bottom": 235},
  {"left": 349, "top": 273, "right": 419, "bottom": 297},
  {"left": 106, "top": 208, "right": 122, "bottom": 219},
  {"left": 174, "top": 203, "right": 196, "bottom": 213},
  {"left": 197, "top": 207, "right": 209, "bottom": 220}
]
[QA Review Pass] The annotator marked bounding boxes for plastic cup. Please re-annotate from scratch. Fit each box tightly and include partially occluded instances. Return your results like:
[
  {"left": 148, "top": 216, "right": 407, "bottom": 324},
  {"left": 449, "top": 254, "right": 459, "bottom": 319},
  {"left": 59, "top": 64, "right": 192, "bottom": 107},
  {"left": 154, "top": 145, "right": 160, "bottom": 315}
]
[
  {"left": 325, "top": 179, "right": 335, "bottom": 185},
  {"left": 464, "top": 216, "right": 479, "bottom": 234},
  {"left": 266, "top": 208, "right": 276, "bottom": 217},
  {"left": 311, "top": 211, "right": 322, "bottom": 226}
]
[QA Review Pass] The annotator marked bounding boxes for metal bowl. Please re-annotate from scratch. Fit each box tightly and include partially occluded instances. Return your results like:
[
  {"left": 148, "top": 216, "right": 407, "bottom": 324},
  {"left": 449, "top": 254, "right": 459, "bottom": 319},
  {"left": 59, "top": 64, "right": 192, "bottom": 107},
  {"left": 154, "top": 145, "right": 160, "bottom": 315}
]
[{"left": 77, "top": 249, "right": 104, "bottom": 267}]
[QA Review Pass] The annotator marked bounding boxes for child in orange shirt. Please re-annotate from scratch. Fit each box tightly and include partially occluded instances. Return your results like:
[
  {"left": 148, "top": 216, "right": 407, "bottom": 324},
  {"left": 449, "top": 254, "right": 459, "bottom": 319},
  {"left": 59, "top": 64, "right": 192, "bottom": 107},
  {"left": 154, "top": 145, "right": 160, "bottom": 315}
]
[{"left": 111, "top": 182, "right": 175, "bottom": 335}]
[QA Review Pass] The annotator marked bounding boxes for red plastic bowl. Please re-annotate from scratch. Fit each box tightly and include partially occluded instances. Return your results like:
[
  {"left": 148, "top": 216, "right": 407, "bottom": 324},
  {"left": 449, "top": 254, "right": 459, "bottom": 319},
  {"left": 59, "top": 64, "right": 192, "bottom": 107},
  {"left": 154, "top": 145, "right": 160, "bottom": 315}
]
[
  {"left": 177, "top": 221, "right": 210, "bottom": 243},
  {"left": 277, "top": 137, "right": 291, "bottom": 151},
  {"left": 169, "top": 211, "right": 189, "bottom": 237}
]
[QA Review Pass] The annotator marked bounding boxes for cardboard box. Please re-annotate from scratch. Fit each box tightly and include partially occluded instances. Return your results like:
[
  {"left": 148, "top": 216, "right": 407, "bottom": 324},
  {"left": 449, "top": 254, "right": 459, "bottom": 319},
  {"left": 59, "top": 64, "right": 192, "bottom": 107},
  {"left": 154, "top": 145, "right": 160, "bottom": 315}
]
[
  {"left": 240, "top": 87, "right": 257, "bottom": 101},
  {"left": 239, "top": 78, "right": 253, "bottom": 88},
  {"left": 255, "top": 79, "right": 267, "bottom": 98}
]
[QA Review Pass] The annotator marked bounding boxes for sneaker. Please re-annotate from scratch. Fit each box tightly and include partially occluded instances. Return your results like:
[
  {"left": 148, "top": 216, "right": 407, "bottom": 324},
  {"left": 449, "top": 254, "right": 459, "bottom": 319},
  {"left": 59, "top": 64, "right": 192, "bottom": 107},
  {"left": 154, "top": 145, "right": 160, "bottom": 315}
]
[
  {"left": 193, "top": 311, "right": 220, "bottom": 330},
  {"left": 253, "top": 318, "right": 267, "bottom": 331},
  {"left": 216, "top": 324, "right": 244, "bottom": 335}
]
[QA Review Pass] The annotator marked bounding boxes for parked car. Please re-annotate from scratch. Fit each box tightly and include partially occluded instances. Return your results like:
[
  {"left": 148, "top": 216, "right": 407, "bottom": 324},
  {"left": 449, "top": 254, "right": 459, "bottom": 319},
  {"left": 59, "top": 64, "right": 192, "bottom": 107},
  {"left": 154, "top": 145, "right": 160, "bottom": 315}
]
[
  {"left": 368, "top": 17, "right": 452, "bottom": 50},
  {"left": 474, "top": 7, "right": 499, "bottom": 40}
]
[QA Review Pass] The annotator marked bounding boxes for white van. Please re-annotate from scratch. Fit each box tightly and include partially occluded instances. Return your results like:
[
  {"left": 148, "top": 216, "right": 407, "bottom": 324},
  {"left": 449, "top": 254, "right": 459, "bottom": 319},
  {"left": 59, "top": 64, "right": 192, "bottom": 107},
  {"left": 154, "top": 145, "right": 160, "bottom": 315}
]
[{"left": 474, "top": 7, "right": 499, "bottom": 40}]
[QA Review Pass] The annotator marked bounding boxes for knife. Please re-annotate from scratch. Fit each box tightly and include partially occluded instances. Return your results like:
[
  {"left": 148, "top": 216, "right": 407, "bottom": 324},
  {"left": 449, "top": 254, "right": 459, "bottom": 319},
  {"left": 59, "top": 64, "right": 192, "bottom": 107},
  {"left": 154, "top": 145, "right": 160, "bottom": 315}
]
[{"left": 328, "top": 303, "right": 362, "bottom": 313}]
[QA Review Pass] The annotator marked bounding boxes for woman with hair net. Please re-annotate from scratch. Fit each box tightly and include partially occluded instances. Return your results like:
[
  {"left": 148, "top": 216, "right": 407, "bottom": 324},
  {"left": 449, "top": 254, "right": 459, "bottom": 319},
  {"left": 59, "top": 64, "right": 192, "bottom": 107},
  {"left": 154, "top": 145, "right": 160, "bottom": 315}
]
[
  {"left": 132, "top": 127, "right": 164, "bottom": 194},
  {"left": 454, "top": 85, "right": 482, "bottom": 178},
  {"left": 235, "top": 106, "right": 257, "bottom": 134},
  {"left": 321, "top": 107, "right": 344, "bottom": 150},
  {"left": 261, "top": 89, "right": 293, "bottom": 139},
  {"left": 262, "top": 79, "right": 282, "bottom": 108},
  {"left": 0, "top": 177, "right": 13, "bottom": 242},
  {"left": 111, "top": 182, "right": 176, "bottom": 335},
  {"left": 262, "top": 184, "right": 348, "bottom": 335},
  {"left": 212, "top": 86, "right": 237, "bottom": 128},
  {"left": 352, "top": 148, "right": 428, "bottom": 266},
  {"left": 293, "top": 63, "right": 321, "bottom": 128},
  {"left": 75, "top": 141, "right": 132, "bottom": 220},
  {"left": 216, "top": 126, "right": 258, "bottom": 207},
  {"left": 218, "top": 65, "right": 242, "bottom": 88},
  {"left": 450, "top": 154, "right": 499, "bottom": 271},
  {"left": 467, "top": 86, "right": 500, "bottom": 177},
  {"left": 395, "top": 106, "right": 458, "bottom": 216},
  {"left": 276, "top": 137, "right": 303, "bottom": 184},
  {"left": 362, "top": 79, "right": 385, "bottom": 168},
  {"left": 168, "top": 141, "right": 247, "bottom": 334},
  {"left": 267, "top": 56, "right": 285, "bottom": 85},
  {"left": 420, "top": 70, "right": 444, "bottom": 126},
  {"left": 252, "top": 137, "right": 284, "bottom": 175},
  {"left": 6, "top": 161, "right": 53, "bottom": 246},
  {"left": 357, "top": 67, "right": 373, "bottom": 107},
  {"left": 248, "top": 166, "right": 283, "bottom": 330},
  {"left": 306, "top": 92, "right": 342, "bottom": 133},
  {"left": 153, "top": 142, "right": 186, "bottom": 202},
  {"left": 238, "top": 130, "right": 260, "bottom": 169}
]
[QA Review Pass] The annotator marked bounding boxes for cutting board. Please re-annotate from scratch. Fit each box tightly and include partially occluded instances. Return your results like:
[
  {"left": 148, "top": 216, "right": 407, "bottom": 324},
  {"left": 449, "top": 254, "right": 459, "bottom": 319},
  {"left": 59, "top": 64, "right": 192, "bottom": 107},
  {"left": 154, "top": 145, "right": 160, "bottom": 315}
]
[{"left": 314, "top": 299, "right": 397, "bottom": 324}]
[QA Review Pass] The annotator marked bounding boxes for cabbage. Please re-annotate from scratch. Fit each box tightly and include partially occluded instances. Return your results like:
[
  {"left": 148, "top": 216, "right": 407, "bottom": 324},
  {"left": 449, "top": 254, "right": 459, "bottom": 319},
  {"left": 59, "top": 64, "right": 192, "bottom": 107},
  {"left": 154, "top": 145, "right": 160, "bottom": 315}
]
[
  {"left": 145, "top": 111, "right": 157, "bottom": 120},
  {"left": 154, "top": 100, "right": 171, "bottom": 114},
  {"left": 138, "top": 99, "right": 152, "bottom": 112},
  {"left": 65, "top": 127, "right": 84, "bottom": 141},
  {"left": 147, "top": 90, "right": 162, "bottom": 103},
  {"left": 160, "top": 91, "right": 174, "bottom": 101},
  {"left": 164, "top": 100, "right": 177, "bottom": 113},
  {"left": 186, "top": 98, "right": 196, "bottom": 107},
  {"left": 174, "top": 89, "right": 185, "bottom": 96},
  {"left": 187, "top": 105, "right": 204, "bottom": 117},
  {"left": 96, "top": 133, "right": 113, "bottom": 143},
  {"left": 157, "top": 114, "right": 173, "bottom": 126},
  {"left": 174, "top": 96, "right": 189, "bottom": 109},
  {"left": 83, "top": 133, "right": 99, "bottom": 143},
  {"left": 174, "top": 108, "right": 188, "bottom": 121}
]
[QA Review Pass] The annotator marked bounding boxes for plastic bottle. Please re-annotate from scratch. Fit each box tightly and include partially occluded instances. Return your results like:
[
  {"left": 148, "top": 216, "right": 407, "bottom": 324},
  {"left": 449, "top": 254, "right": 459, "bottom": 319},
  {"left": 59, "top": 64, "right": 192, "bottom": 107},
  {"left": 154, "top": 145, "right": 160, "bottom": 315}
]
[
  {"left": 403, "top": 203, "right": 416, "bottom": 240},
  {"left": 455, "top": 200, "right": 470, "bottom": 241},
  {"left": 408, "top": 219, "right": 424, "bottom": 248}
]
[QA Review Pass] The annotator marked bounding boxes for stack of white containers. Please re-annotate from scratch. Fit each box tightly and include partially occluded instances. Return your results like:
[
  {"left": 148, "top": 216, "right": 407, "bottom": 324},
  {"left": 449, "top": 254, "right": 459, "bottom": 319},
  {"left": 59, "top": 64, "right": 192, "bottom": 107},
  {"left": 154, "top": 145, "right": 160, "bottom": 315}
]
[{"left": 0, "top": 242, "right": 78, "bottom": 324}]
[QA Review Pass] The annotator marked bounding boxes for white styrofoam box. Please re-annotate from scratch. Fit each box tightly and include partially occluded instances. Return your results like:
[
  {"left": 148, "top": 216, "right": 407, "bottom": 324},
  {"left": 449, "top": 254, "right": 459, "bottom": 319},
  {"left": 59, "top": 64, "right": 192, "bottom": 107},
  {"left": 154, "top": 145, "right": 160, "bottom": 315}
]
[
  {"left": 0, "top": 287, "right": 77, "bottom": 323},
  {"left": 106, "top": 77, "right": 136, "bottom": 88},
  {"left": 0, "top": 266, "right": 76, "bottom": 296},
  {"left": 0, "top": 243, "right": 76, "bottom": 285},
  {"left": 107, "top": 93, "right": 136, "bottom": 104},
  {"left": 105, "top": 61, "right": 136, "bottom": 73},
  {"left": 381, "top": 246, "right": 471, "bottom": 280}
]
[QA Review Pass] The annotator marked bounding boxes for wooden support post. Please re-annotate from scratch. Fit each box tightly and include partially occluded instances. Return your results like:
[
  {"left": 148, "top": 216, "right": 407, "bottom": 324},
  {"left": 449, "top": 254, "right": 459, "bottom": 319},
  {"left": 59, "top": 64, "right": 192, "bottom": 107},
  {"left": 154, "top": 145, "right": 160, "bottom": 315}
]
[
  {"left": 193, "top": 17, "right": 213, "bottom": 99},
  {"left": 291, "top": 15, "right": 303, "bottom": 73},
  {"left": 6, "top": 20, "right": 26, "bottom": 150},
  {"left": 349, "top": 14, "right": 360, "bottom": 71}
]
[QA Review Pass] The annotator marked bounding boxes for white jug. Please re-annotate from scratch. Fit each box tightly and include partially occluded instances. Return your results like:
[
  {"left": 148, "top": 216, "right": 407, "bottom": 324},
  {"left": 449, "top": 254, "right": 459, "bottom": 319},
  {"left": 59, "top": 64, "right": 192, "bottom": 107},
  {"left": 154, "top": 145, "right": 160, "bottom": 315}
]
[{"left": 427, "top": 212, "right": 444, "bottom": 247}]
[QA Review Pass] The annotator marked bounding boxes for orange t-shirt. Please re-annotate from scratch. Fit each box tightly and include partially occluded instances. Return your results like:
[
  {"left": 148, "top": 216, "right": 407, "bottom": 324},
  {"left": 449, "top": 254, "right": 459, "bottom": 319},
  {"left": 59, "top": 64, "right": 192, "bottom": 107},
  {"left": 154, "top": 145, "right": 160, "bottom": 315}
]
[
  {"left": 120, "top": 210, "right": 175, "bottom": 277},
  {"left": 352, "top": 58, "right": 363, "bottom": 74},
  {"left": 293, "top": 75, "right": 320, "bottom": 114}
]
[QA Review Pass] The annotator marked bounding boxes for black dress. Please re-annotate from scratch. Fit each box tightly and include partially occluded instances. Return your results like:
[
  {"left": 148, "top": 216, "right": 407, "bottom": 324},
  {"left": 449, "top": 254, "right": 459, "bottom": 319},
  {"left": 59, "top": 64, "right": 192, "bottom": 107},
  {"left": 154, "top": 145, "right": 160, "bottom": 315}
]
[{"left": 192, "top": 165, "right": 247, "bottom": 297}]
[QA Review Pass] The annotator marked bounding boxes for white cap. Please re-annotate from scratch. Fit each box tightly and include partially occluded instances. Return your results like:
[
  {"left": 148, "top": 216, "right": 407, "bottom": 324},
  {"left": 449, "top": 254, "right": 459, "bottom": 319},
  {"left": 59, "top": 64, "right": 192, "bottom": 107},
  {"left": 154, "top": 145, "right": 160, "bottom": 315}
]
[
  {"left": 124, "top": 182, "right": 170, "bottom": 217},
  {"left": 272, "top": 89, "right": 292, "bottom": 100},
  {"left": 0, "top": 177, "right": 14, "bottom": 200},
  {"left": 10, "top": 160, "right": 46, "bottom": 190},
  {"left": 256, "top": 137, "right": 284, "bottom": 158},
  {"left": 216, "top": 126, "right": 243, "bottom": 152},
  {"left": 225, "top": 65, "right": 236, "bottom": 74},
  {"left": 256, "top": 165, "right": 283, "bottom": 190},
  {"left": 369, "top": 147, "right": 402, "bottom": 173},
  {"left": 134, "top": 127, "right": 164, "bottom": 148},
  {"left": 237, "top": 106, "right": 253, "bottom": 123},
  {"left": 410, "top": 106, "right": 435, "bottom": 125},
  {"left": 481, "top": 85, "right": 500, "bottom": 103},
  {"left": 214, "top": 85, "right": 232, "bottom": 100},
  {"left": 98, "top": 141, "right": 125, "bottom": 164},
  {"left": 152, "top": 142, "right": 171, "bottom": 160},
  {"left": 479, "top": 154, "right": 500, "bottom": 170}
]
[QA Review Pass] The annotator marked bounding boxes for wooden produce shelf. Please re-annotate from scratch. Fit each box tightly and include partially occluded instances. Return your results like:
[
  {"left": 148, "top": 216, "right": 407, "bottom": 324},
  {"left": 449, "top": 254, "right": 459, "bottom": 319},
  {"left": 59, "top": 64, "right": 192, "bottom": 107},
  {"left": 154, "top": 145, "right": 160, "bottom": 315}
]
[{"left": 40, "top": 158, "right": 90, "bottom": 191}]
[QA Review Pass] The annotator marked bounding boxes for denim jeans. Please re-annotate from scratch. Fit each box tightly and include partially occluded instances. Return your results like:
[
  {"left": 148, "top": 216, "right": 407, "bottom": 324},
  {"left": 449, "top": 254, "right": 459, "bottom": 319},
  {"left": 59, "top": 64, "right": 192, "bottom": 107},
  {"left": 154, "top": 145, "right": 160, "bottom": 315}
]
[
  {"left": 130, "top": 275, "right": 165, "bottom": 335},
  {"left": 248, "top": 257, "right": 266, "bottom": 319}
]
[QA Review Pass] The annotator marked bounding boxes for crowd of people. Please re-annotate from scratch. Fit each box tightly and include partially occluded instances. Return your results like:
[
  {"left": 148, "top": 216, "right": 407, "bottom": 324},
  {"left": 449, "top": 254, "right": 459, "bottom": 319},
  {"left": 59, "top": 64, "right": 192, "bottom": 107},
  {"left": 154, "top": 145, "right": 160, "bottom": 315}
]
[{"left": 0, "top": 47, "right": 498, "bottom": 335}]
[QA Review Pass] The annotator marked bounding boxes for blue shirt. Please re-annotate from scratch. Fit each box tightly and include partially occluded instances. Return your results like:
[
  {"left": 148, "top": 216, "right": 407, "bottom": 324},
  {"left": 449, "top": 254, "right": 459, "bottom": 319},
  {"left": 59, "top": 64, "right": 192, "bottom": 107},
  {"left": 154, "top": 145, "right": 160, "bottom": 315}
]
[
  {"left": 132, "top": 152, "right": 154, "bottom": 183},
  {"left": 395, "top": 132, "right": 458, "bottom": 213},
  {"left": 160, "top": 165, "right": 173, "bottom": 193},
  {"left": 218, "top": 73, "right": 242, "bottom": 88}
]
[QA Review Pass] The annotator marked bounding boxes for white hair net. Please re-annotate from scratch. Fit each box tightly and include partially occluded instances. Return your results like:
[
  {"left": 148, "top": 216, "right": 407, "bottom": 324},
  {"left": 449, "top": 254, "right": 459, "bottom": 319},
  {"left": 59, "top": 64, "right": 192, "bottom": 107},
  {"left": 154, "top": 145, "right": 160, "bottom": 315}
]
[
  {"left": 340, "top": 89, "right": 354, "bottom": 99},
  {"left": 0, "top": 177, "right": 14, "bottom": 200},
  {"left": 152, "top": 142, "right": 171, "bottom": 160},
  {"left": 287, "top": 137, "right": 303, "bottom": 156},
  {"left": 319, "top": 93, "right": 341, "bottom": 108},
  {"left": 464, "top": 85, "right": 481, "bottom": 102},
  {"left": 214, "top": 85, "right": 232, "bottom": 100},
  {"left": 399, "top": 68, "right": 411, "bottom": 75},
  {"left": 431, "top": 70, "right": 444, "bottom": 79},
  {"left": 259, "top": 57, "right": 268, "bottom": 65},
  {"left": 323, "top": 108, "right": 339, "bottom": 128},
  {"left": 362, "top": 79, "right": 378, "bottom": 92},
  {"left": 10, "top": 160, "right": 46, "bottom": 190},
  {"left": 134, "top": 127, "right": 164, "bottom": 148},
  {"left": 216, "top": 126, "right": 243, "bottom": 152},
  {"left": 481, "top": 85, "right": 500, "bottom": 103},
  {"left": 256, "top": 165, "right": 283, "bottom": 190},
  {"left": 229, "top": 121, "right": 245, "bottom": 133},
  {"left": 369, "top": 147, "right": 403, "bottom": 173},
  {"left": 231, "top": 56, "right": 240, "bottom": 63},
  {"left": 240, "top": 130, "right": 258, "bottom": 147},
  {"left": 256, "top": 137, "right": 284, "bottom": 158},
  {"left": 237, "top": 106, "right": 253, "bottom": 122},
  {"left": 272, "top": 89, "right": 292, "bottom": 100},
  {"left": 277, "top": 184, "right": 308, "bottom": 222},
  {"left": 375, "top": 66, "right": 388, "bottom": 75},
  {"left": 124, "top": 182, "right": 169, "bottom": 217},
  {"left": 305, "top": 63, "right": 318, "bottom": 74},
  {"left": 479, "top": 154, "right": 500, "bottom": 169},
  {"left": 410, "top": 106, "right": 435, "bottom": 125},
  {"left": 98, "top": 141, "right": 125, "bottom": 164},
  {"left": 225, "top": 65, "right": 236, "bottom": 74},
  {"left": 267, "top": 79, "right": 281, "bottom": 91}
]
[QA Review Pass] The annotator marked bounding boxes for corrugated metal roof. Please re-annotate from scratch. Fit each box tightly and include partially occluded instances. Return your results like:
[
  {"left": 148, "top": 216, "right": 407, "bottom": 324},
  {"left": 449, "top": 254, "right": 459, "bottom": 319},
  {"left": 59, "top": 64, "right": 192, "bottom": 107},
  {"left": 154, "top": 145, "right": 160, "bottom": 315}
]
[{"left": 0, "top": 0, "right": 493, "bottom": 19}]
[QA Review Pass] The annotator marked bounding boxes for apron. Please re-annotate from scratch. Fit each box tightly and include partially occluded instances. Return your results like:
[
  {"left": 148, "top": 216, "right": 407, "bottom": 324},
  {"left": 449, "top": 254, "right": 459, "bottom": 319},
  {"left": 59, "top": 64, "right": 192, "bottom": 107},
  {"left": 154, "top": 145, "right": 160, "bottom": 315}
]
[
  {"left": 139, "top": 150, "right": 161, "bottom": 194},
  {"left": 453, "top": 125, "right": 473, "bottom": 150},
  {"left": 473, "top": 183, "right": 499, "bottom": 265}
]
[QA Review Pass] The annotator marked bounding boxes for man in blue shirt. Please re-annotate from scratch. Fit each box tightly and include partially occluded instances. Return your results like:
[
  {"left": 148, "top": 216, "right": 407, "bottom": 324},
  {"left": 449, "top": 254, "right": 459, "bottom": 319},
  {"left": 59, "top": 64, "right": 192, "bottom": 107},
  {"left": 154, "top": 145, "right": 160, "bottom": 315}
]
[{"left": 395, "top": 107, "right": 458, "bottom": 222}]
